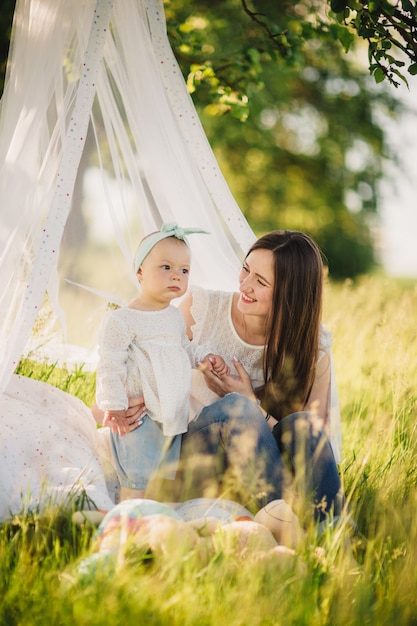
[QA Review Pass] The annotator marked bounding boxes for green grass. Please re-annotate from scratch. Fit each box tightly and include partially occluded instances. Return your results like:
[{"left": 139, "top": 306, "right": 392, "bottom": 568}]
[
  {"left": 15, "top": 358, "right": 97, "bottom": 407},
  {"left": 3, "top": 273, "right": 417, "bottom": 625}
]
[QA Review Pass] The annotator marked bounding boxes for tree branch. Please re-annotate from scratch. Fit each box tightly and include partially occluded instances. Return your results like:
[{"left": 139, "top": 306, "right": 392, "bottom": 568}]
[{"left": 240, "top": 0, "right": 288, "bottom": 54}]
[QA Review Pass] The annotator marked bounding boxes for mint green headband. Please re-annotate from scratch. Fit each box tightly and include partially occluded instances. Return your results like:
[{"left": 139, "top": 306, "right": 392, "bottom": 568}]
[{"left": 134, "top": 222, "right": 209, "bottom": 273}]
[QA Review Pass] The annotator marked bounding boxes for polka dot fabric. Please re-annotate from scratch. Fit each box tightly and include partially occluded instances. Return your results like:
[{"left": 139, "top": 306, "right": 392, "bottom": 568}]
[{"left": 0, "top": 375, "right": 115, "bottom": 520}]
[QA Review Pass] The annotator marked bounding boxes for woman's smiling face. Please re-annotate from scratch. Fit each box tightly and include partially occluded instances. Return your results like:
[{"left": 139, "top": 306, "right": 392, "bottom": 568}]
[{"left": 237, "top": 248, "right": 275, "bottom": 318}]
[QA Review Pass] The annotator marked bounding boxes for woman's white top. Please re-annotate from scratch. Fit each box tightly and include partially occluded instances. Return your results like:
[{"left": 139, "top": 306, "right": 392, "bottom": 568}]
[
  {"left": 96, "top": 305, "right": 208, "bottom": 436},
  {"left": 189, "top": 286, "right": 342, "bottom": 462}
]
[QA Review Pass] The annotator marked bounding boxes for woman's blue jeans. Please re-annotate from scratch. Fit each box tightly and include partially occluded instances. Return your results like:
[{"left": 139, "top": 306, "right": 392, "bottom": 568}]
[{"left": 147, "top": 393, "right": 342, "bottom": 521}]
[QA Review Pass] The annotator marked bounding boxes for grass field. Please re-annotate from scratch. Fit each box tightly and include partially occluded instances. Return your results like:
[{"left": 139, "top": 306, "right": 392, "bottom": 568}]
[{"left": 2, "top": 273, "right": 417, "bottom": 625}]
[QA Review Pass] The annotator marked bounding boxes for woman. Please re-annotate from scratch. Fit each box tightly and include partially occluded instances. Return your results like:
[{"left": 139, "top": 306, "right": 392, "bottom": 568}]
[
  {"left": 144, "top": 230, "right": 343, "bottom": 524},
  {"left": 0, "top": 230, "right": 342, "bottom": 527}
]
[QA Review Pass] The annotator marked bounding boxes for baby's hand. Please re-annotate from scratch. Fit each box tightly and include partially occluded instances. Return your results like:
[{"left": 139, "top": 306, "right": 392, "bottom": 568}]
[
  {"left": 206, "top": 354, "right": 230, "bottom": 377},
  {"left": 103, "top": 409, "right": 129, "bottom": 436}
]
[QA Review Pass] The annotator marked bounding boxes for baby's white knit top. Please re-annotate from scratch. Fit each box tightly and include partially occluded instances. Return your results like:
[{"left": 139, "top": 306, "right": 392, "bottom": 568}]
[{"left": 96, "top": 305, "right": 208, "bottom": 436}]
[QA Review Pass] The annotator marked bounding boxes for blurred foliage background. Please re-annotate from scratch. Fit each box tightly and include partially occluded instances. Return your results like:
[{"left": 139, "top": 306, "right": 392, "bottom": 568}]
[{"left": 1, "top": 0, "right": 414, "bottom": 279}]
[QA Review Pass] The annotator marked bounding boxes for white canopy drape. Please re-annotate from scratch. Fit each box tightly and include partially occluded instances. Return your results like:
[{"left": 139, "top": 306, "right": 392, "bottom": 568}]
[{"left": 0, "top": 0, "right": 256, "bottom": 392}]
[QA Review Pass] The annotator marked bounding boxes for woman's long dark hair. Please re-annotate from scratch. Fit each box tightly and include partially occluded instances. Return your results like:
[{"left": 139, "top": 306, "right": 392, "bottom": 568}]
[{"left": 250, "top": 231, "right": 324, "bottom": 420}]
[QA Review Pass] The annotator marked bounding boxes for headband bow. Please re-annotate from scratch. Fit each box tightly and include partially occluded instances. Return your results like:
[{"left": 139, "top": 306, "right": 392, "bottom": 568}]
[{"left": 134, "top": 222, "right": 209, "bottom": 273}]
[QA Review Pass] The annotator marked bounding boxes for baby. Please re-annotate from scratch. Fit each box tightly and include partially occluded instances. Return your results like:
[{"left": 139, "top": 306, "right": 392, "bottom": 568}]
[{"left": 96, "top": 223, "right": 228, "bottom": 501}]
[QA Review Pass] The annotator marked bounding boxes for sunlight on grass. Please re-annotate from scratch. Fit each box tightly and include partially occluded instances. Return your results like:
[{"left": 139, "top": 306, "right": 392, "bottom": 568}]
[
  {"left": 2, "top": 274, "right": 417, "bottom": 625},
  {"left": 15, "top": 359, "right": 97, "bottom": 408}
]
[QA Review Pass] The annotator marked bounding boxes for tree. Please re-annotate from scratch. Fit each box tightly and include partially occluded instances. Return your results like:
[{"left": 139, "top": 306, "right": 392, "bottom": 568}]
[
  {"left": 329, "top": 0, "right": 417, "bottom": 86},
  {"left": 166, "top": 0, "right": 403, "bottom": 277},
  {"left": 1, "top": 0, "right": 414, "bottom": 277},
  {"left": 239, "top": 0, "right": 417, "bottom": 88}
]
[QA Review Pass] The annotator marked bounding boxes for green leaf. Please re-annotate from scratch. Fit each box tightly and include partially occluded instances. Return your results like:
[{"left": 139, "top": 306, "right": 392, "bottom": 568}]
[
  {"left": 391, "top": 67, "right": 409, "bottom": 86},
  {"left": 409, "top": 63, "right": 417, "bottom": 75},
  {"left": 334, "top": 24, "right": 355, "bottom": 52},
  {"left": 330, "top": 0, "right": 347, "bottom": 13},
  {"left": 368, "top": 1, "right": 380, "bottom": 12},
  {"left": 373, "top": 67, "right": 386, "bottom": 83},
  {"left": 401, "top": 0, "right": 414, "bottom": 12},
  {"left": 347, "top": 0, "right": 362, "bottom": 9}
]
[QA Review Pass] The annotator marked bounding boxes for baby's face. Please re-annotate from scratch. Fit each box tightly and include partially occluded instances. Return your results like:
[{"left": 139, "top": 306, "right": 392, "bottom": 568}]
[{"left": 137, "top": 237, "right": 191, "bottom": 306}]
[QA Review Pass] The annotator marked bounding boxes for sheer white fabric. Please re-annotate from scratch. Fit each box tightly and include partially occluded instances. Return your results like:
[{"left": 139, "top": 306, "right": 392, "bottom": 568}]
[
  {"left": 0, "top": 0, "right": 255, "bottom": 393},
  {"left": 0, "top": 374, "right": 117, "bottom": 519}
]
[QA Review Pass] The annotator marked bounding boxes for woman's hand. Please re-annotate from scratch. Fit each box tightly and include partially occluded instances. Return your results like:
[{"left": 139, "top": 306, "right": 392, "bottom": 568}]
[
  {"left": 198, "top": 356, "right": 256, "bottom": 401},
  {"left": 103, "top": 409, "right": 129, "bottom": 436},
  {"left": 91, "top": 397, "right": 146, "bottom": 433},
  {"left": 125, "top": 396, "right": 147, "bottom": 427},
  {"left": 200, "top": 354, "right": 230, "bottom": 377}
]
